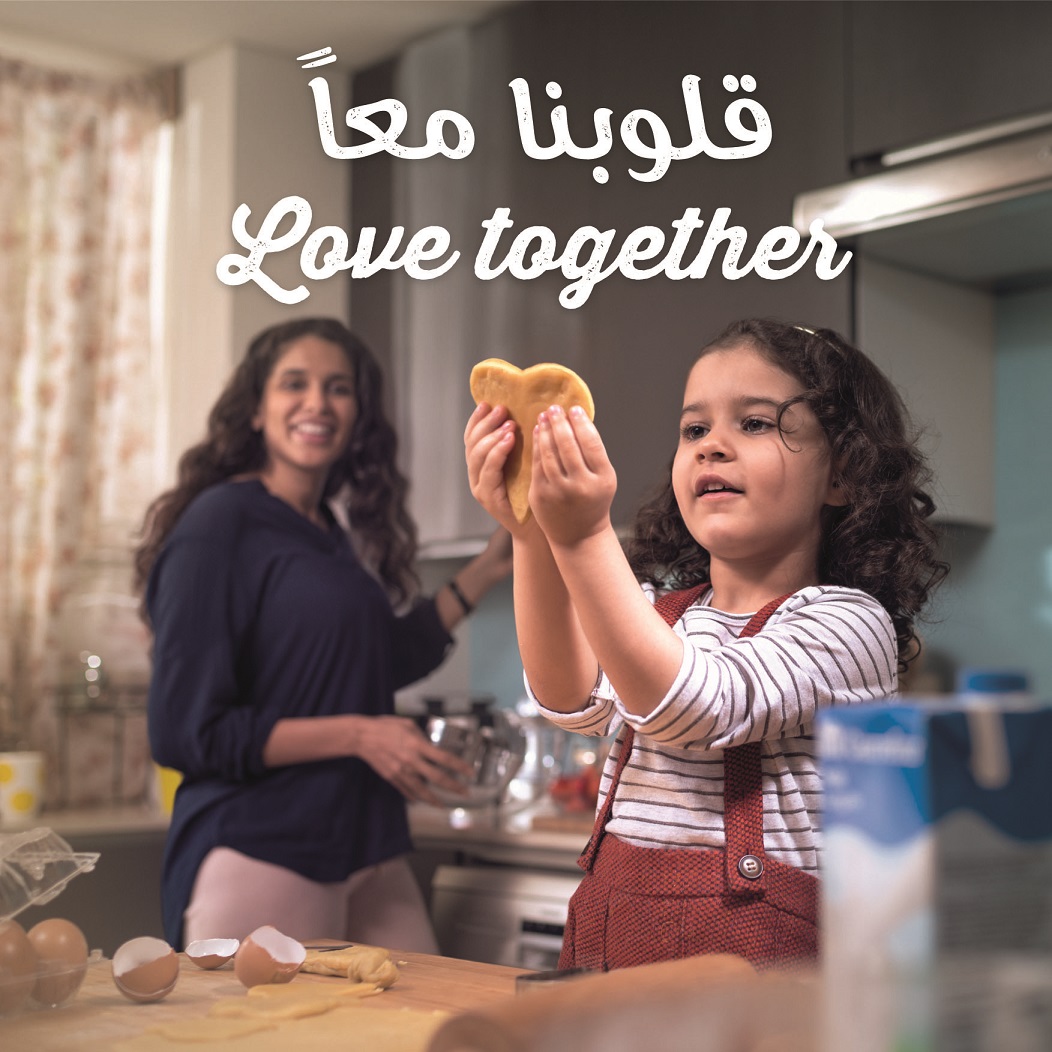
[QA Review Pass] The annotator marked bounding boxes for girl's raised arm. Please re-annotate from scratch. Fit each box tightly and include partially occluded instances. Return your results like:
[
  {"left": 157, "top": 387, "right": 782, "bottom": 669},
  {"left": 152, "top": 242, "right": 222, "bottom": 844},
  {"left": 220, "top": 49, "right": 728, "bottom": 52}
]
[
  {"left": 530, "top": 405, "right": 685, "bottom": 716},
  {"left": 512, "top": 528, "right": 599, "bottom": 712},
  {"left": 465, "top": 402, "right": 599, "bottom": 712}
]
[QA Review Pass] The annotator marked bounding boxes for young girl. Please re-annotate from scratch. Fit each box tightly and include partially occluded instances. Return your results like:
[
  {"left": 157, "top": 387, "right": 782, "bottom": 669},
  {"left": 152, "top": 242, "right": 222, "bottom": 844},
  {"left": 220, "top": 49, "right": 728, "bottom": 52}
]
[{"left": 464, "top": 318, "right": 945, "bottom": 971}]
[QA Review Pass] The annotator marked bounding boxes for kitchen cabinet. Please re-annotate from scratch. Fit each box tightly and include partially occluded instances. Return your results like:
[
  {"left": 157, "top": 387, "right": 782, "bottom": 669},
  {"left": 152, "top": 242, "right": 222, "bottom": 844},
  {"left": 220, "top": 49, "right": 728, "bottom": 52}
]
[
  {"left": 409, "top": 805, "right": 588, "bottom": 967},
  {"left": 351, "top": 0, "right": 854, "bottom": 546},
  {"left": 848, "top": 2, "right": 1052, "bottom": 161},
  {"left": 430, "top": 864, "right": 581, "bottom": 969},
  {"left": 854, "top": 257, "right": 995, "bottom": 527}
]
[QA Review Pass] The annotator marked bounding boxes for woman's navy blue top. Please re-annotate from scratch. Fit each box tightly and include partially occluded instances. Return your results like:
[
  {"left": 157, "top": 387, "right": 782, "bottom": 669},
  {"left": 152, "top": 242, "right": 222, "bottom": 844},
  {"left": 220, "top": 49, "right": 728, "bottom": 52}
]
[{"left": 145, "top": 480, "right": 453, "bottom": 949}]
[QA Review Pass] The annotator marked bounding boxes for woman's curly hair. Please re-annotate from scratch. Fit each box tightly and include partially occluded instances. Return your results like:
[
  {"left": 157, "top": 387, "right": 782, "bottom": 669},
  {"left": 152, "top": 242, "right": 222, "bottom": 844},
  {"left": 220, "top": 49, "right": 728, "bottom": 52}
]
[
  {"left": 624, "top": 317, "right": 947, "bottom": 671},
  {"left": 134, "top": 317, "right": 419, "bottom": 614}
]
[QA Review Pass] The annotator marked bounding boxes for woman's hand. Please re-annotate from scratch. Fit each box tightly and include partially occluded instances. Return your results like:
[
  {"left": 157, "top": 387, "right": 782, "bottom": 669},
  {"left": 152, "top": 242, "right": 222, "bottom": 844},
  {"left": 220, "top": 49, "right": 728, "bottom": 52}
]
[
  {"left": 531, "top": 404, "right": 618, "bottom": 548},
  {"left": 474, "top": 524, "right": 513, "bottom": 584},
  {"left": 355, "top": 715, "right": 474, "bottom": 804},
  {"left": 435, "top": 525, "right": 514, "bottom": 632},
  {"left": 464, "top": 402, "right": 529, "bottom": 534}
]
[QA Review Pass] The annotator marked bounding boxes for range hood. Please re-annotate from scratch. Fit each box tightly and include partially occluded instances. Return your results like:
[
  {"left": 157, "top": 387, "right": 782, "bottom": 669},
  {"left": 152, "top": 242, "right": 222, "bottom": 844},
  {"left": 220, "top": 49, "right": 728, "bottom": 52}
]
[{"left": 793, "top": 113, "right": 1052, "bottom": 291}]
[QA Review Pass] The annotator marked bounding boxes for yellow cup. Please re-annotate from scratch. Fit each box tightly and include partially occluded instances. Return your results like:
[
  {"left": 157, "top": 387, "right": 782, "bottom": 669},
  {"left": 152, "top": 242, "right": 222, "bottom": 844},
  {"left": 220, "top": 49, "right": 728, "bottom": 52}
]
[
  {"left": 0, "top": 751, "right": 46, "bottom": 828},
  {"left": 154, "top": 765, "right": 182, "bottom": 815}
]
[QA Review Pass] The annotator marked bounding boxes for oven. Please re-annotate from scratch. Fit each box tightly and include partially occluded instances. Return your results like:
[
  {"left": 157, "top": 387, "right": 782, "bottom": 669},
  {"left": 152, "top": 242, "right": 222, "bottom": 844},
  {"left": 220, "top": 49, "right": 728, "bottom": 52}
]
[{"left": 429, "top": 864, "right": 582, "bottom": 970}]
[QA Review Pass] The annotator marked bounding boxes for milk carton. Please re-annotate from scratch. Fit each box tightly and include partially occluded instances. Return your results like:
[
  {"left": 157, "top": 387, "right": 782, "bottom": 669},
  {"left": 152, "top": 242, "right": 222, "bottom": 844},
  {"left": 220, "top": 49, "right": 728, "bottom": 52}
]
[{"left": 820, "top": 700, "right": 1052, "bottom": 1052}]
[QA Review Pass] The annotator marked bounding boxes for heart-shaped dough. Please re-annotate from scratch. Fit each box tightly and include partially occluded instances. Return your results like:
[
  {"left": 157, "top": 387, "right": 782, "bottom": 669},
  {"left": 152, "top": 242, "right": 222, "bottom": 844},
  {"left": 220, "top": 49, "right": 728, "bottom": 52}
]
[{"left": 470, "top": 358, "right": 595, "bottom": 523}]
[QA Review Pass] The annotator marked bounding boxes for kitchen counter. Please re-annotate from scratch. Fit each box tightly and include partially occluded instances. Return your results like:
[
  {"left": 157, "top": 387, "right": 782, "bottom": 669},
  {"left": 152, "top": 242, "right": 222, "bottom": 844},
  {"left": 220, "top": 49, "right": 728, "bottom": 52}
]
[
  {"left": 4, "top": 949, "right": 526, "bottom": 1050},
  {"left": 31, "top": 800, "right": 596, "bottom": 874},
  {"left": 409, "top": 802, "right": 594, "bottom": 873},
  {"left": 33, "top": 804, "right": 169, "bottom": 837},
  {"left": 13, "top": 803, "right": 591, "bottom": 958}
]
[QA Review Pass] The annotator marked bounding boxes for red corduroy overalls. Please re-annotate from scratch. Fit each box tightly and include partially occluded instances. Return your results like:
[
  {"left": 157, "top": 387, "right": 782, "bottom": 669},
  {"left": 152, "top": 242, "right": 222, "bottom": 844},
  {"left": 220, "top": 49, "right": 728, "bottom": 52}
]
[{"left": 558, "top": 585, "right": 819, "bottom": 973}]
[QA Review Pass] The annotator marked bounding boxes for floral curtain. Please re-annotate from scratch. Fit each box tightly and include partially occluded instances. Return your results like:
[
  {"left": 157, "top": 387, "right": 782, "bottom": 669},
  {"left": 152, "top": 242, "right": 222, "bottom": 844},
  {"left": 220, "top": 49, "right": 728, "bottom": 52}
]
[{"left": 0, "top": 57, "right": 171, "bottom": 799}]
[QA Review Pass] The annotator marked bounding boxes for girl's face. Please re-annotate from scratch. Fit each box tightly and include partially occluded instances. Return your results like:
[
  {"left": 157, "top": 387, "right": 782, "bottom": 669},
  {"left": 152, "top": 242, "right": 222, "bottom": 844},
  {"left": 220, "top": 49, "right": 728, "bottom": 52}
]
[
  {"left": 671, "top": 342, "right": 844, "bottom": 585},
  {"left": 252, "top": 335, "right": 357, "bottom": 487}
]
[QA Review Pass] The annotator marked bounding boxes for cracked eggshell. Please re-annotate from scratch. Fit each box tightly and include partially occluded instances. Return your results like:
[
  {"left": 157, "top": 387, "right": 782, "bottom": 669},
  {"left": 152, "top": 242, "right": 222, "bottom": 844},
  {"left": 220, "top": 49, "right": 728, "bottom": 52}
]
[
  {"left": 112, "top": 936, "right": 179, "bottom": 1003},
  {"left": 186, "top": 938, "right": 240, "bottom": 970},
  {"left": 234, "top": 926, "right": 305, "bottom": 988}
]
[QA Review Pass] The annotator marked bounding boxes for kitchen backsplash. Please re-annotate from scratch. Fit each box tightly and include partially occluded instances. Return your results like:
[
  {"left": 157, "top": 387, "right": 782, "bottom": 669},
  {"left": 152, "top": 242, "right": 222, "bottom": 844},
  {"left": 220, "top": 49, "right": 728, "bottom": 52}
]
[
  {"left": 397, "top": 556, "right": 523, "bottom": 713},
  {"left": 922, "top": 282, "right": 1052, "bottom": 699}
]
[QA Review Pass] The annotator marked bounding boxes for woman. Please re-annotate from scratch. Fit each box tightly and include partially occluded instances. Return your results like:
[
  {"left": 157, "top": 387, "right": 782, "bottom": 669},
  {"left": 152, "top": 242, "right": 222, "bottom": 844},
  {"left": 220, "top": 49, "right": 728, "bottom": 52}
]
[{"left": 135, "top": 317, "right": 511, "bottom": 952}]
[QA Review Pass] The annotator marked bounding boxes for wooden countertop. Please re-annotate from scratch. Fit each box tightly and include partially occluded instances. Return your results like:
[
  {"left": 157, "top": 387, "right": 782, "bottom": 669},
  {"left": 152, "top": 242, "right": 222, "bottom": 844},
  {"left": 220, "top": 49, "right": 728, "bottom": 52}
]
[{"left": 5, "top": 949, "right": 527, "bottom": 1051}]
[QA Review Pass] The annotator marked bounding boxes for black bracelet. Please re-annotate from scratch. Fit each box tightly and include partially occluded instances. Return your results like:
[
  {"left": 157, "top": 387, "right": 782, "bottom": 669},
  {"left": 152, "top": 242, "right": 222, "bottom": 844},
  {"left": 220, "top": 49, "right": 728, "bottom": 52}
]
[{"left": 447, "top": 578, "right": 474, "bottom": 616}]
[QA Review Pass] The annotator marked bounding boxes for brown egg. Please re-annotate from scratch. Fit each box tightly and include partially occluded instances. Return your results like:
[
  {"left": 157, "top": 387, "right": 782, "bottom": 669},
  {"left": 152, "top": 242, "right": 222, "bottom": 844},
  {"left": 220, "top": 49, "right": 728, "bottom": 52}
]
[
  {"left": 233, "top": 926, "right": 305, "bottom": 988},
  {"left": 112, "top": 936, "right": 180, "bottom": 1003},
  {"left": 26, "top": 918, "right": 89, "bottom": 1007},
  {"left": 185, "top": 938, "right": 239, "bottom": 969},
  {"left": 0, "top": 919, "right": 37, "bottom": 1014}
]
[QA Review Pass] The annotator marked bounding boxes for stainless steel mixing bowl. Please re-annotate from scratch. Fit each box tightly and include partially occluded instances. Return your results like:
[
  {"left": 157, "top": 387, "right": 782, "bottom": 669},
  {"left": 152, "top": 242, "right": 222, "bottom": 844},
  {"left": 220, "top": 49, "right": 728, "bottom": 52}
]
[{"left": 426, "top": 712, "right": 526, "bottom": 808}]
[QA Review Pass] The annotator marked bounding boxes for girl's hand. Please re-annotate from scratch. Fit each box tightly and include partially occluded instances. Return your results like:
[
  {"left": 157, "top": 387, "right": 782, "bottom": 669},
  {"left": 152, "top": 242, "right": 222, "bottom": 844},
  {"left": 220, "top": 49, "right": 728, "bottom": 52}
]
[
  {"left": 531, "top": 404, "right": 617, "bottom": 547},
  {"left": 464, "top": 402, "right": 527, "bottom": 534},
  {"left": 355, "top": 715, "right": 474, "bottom": 804}
]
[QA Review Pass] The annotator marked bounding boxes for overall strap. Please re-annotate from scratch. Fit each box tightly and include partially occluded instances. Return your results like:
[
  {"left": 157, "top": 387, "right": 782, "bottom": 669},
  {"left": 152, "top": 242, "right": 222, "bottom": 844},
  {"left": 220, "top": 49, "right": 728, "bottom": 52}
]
[
  {"left": 578, "top": 584, "right": 707, "bottom": 870},
  {"left": 578, "top": 585, "right": 792, "bottom": 880},
  {"left": 722, "top": 593, "right": 793, "bottom": 898}
]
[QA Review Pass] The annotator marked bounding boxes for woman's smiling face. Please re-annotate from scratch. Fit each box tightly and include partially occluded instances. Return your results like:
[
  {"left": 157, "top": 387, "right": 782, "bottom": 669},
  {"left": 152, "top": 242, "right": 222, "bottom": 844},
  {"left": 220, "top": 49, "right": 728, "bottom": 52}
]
[
  {"left": 252, "top": 334, "right": 357, "bottom": 488},
  {"left": 671, "top": 341, "right": 844, "bottom": 583}
]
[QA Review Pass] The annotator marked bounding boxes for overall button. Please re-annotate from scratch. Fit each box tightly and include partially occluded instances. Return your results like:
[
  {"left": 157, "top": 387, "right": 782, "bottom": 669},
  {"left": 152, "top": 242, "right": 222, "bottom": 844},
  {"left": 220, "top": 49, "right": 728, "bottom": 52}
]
[{"left": 737, "top": 854, "right": 763, "bottom": 880}]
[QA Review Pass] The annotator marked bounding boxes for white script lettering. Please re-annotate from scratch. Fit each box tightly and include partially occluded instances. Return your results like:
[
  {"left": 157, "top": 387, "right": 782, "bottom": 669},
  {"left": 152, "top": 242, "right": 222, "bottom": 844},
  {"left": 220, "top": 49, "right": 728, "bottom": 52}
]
[
  {"left": 509, "top": 74, "right": 772, "bottom": 184},
  {"left": 216, "top": 196, "right": 460, "bottom": 302},
  {"left": 474, "top": 207, "right": 850, "bottom": 308},
  {"left": 307, "top": 76, "right": 474, "bottom": 160}
]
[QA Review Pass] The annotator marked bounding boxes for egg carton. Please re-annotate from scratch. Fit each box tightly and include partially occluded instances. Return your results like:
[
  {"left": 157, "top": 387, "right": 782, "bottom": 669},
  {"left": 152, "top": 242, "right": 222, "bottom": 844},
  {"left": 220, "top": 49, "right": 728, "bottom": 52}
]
[
  {"left": 0, "top": 828, "right": 102, "bottom": 1016},
  {"left": 0, "top": 948, "right": 104, "bottom": 1015},
  {"left": 0, "top": 826, "right": 99, "bottom": 921}
]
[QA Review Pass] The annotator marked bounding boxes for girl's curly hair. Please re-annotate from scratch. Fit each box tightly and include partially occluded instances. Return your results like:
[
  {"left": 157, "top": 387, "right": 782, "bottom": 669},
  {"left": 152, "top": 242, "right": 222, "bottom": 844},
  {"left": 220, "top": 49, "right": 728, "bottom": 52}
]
[
  {"left": 624, "top": 318, "right": 947, "bottom": 671},
  {"left": 134, "top": 317, "right": 419, "bottom": 614}
]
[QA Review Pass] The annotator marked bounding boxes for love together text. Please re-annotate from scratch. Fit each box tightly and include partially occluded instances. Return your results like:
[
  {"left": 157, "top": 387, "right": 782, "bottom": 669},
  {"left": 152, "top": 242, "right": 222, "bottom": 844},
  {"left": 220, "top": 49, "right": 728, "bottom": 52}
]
[{"left": 216, "top": 57, "right": 850, "bottom": 308}]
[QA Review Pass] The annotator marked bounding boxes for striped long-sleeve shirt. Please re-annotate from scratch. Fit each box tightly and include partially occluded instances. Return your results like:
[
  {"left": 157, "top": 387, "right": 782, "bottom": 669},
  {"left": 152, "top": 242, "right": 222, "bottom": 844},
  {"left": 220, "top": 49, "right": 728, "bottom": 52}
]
[{"left": 530, "top": 584, "right": 897, "bottom": 874}]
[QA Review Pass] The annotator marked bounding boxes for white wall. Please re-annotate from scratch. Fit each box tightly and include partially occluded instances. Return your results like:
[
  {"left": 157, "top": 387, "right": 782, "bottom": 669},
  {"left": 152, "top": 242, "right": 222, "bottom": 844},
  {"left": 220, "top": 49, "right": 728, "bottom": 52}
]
[
  {"left": 0, "top": 28, "right": 149, "bottom": 76},
  {"left": 163, "top": 44, "right": 351, "bottom": 482}
]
